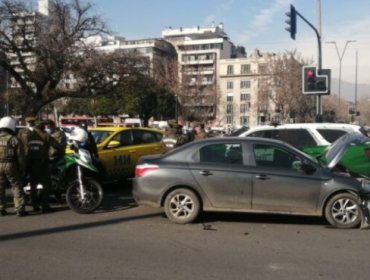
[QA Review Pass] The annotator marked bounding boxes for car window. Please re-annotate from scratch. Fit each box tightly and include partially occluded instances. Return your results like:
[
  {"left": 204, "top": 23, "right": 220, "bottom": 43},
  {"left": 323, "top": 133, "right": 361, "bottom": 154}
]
[
  {"left": 249, "top": 129, "right": 277, "bottom": 139},
  {"left": 132, "top": 130, "right": 161, "bottom": 144},
  {"left": 90, "top": 130, "right": 113, "bottom": 144},
  {"left": 277, "top": 129, "right": 316, "bottom": 148},
  {"left": 253, "top": 144, "right": 300, "bottom": 169},
  {"left": 199, "top": 143, "right": 243, "bottom": 165},
  {"left": 112, "top": 130, "right": 133, "bottom": 146},
  {"left": 316, "top": 129, "right": 347, "bottom": 143},
  {"left": 249, "top": 129, "right": 316, "bottom": 148}
]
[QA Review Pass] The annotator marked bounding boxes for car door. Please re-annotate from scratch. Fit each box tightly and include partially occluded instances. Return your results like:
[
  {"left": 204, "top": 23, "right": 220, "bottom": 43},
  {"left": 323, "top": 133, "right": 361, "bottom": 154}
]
[
  {"left": 251, "top": 143, "right": 322, "bottom": 214},
  {"left": 131, "top": 129, "right": 166, "bottom": 159},
  {"left": 98, "top": 129, "right": 138, "bottom": 178},
  {"left": 189, "top": 142, "right": 253, "bottom": 209}
]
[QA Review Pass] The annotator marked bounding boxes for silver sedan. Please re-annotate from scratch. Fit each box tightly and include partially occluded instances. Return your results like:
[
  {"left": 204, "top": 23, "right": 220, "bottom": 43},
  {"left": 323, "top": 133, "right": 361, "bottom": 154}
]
[{"left": 133, "top": 136, "right": 368, "bottom": 229}]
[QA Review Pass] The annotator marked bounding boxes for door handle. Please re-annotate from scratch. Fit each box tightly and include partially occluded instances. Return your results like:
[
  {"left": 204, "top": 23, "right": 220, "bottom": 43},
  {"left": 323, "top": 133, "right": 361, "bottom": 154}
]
[
  {"left": 256, "top": 174, "right": 270, "bottom": 180},
  {"left": 199, "top": 170, "right": 213, "bottom": 176}
]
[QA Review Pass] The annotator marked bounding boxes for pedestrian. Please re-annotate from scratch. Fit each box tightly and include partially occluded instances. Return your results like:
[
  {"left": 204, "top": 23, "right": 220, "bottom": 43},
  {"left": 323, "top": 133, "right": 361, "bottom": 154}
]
[
  {"left": 194, "top": 123, "right": 207, "bottom": 140},
  {"left": 18, "top": 117, "right": 64, "bottom": 213},
  {"left": 0, "top": 116, "right": 28, "bottom": 217}
]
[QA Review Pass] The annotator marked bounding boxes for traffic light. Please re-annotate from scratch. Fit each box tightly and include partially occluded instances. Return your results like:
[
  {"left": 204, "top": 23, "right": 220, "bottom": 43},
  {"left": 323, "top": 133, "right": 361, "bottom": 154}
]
[
  {"left": 302, "top": 66, "right": 330, "bottom": 95},
  {"left": 285, "top": 4, "right": 297, "bottom": 40}
]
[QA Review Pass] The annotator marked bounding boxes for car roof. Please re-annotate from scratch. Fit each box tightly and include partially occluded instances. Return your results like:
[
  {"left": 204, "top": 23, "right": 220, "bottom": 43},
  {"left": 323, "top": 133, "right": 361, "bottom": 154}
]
[
  {"left": 248, "top": 123, "right": 360, "bottom": 130},
  {"left": 191, "top": 136, "right": 292, "bottom": 146},
  {"left": 89, "top": 126, "right": 163, "bottom": 133}
]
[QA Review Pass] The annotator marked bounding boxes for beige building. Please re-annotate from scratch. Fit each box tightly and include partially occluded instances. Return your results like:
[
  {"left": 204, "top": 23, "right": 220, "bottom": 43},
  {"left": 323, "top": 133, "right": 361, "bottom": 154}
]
[{"left": 218, "top": 50, "right": 276, "bottom": 128}]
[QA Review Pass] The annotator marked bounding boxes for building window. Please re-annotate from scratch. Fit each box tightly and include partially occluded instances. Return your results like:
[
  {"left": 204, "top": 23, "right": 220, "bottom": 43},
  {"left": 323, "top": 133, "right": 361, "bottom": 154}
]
[
  {"left": 241, "top": 64, "right": 251, "bottom": 74},
  {"left": 227, "top": 95, "right": 233, "bottom": 102},
  {"left": 226, "top": 116, "right": 233, "bottom": 124},
  {"left": 258, "top": 64, "right": 267, "bottom": 73},
  {"left": 240, "top": 80, "right": 251, "bottom": 89},
  {"left": 240, "top": 116, "right": 249, "bottom": 125},
  {"left": 227, "top": 65, "right": 234, "bottom": 75},
  {"left": 226, "top": 104, "right": 233, "bottom": 114},
  {"left": 240, "top": 93, "right": 251, "bottom": 101},
  {"left": 227, "top": 81, "right": 233, "bottom": 89},
  {"left": 240, "top": 103, "right": 248, "bottom": 114}
]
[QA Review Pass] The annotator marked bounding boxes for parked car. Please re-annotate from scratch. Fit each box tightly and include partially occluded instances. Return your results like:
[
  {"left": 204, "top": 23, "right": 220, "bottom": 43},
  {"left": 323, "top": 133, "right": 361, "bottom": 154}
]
[
  {"left": 238, "top": 123, "right": 363, "bottom": 148},
  {"left": 238, "top": 123, "right": 370, "bottom": 177},
  {"left": 133, "top": 135, "right": 370, "bottom": 228},
  {"left": 89, "top": 127, "right": 166, "bottom": 180}
]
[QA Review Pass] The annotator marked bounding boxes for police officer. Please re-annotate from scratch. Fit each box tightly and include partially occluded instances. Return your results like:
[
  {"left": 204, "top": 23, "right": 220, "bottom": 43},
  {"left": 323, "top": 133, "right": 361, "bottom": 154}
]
[
  {"left": 45, "top": 119, "right": 67, "bottom": 163},
  {"left": 163, "top": 120, "right": 187, "bottom": 149},
  {"left": 18, "top": 117, "right": 63, "bottom": 213},
  {"left": 0, "top": 116, "right": 27, "bottom": 217}
]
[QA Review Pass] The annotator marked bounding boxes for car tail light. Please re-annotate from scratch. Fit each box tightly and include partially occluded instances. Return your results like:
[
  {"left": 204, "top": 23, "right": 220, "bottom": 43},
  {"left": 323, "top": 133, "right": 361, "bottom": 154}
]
[
  {"left": 135, "top": 164, "right": 160, "bottom": 177},
  {"left": 364, "top": 148, "right": 370, "bottom": 159}
]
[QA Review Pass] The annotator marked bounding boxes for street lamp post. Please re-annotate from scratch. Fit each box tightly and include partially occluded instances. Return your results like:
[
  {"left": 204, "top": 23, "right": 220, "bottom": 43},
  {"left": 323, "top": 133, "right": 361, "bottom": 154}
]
[{"left": 326, "top": 40, "right": 356, "bottom": 105}]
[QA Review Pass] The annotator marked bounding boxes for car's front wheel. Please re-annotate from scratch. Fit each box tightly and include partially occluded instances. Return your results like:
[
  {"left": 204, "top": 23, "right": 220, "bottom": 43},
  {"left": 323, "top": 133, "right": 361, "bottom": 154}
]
[
  {"left": 164, "top": 188, "right": 200, "bottom": 224},
  {"left": 324, "top": 193, "right": 362, "bottom": 229}
]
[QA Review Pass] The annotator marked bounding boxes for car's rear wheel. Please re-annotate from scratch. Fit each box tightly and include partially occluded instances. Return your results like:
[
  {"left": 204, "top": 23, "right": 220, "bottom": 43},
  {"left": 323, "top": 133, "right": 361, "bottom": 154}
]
[
  {"left": 164, "top": 188, "right": 200, "bottom": 224},
  {"left": 324, "top": 193, "right": 362, "bottom": 229}
]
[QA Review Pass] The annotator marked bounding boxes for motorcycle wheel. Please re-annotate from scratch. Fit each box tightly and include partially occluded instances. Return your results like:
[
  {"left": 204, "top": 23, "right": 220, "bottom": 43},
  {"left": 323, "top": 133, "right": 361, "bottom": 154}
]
[{"left": 66, "top": 178, "right": 104, "bottom": 214}]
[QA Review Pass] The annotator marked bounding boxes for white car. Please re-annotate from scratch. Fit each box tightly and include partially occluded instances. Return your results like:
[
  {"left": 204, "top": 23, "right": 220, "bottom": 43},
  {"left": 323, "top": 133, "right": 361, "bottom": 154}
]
[{"left": 238, "top": 123, "right": 363, "bottom": 148}]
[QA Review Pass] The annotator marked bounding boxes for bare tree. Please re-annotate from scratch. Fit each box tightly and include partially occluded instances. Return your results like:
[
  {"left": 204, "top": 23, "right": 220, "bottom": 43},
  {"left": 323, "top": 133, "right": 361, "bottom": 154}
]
[
  {"left": 0, "top": 0, "right": 138, "bottom": 116},
  {"left": 173, "top": 65, "right": 219, "bottom": 123},
  {"left": 257, "top": 50, "right": 316, "bottom": 123}
]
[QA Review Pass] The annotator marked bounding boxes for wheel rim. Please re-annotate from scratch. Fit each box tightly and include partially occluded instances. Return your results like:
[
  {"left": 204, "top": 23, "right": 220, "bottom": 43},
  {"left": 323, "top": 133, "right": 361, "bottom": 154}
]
[
  {"left": 169, "top": 193, "right": 194, "bottom": 219},
  {"left": 69, "top": 182, "right": 101, "bottom": 211},
  {"left": 331, "top": 198, "right": 359, "bottom": 225}
]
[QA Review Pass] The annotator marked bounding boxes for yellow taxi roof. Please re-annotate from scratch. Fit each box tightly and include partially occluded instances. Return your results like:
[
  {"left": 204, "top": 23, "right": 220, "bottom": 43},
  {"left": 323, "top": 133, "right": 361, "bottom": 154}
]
[{"left": 88, "top": 126, "right": 164, "bottom": 134}]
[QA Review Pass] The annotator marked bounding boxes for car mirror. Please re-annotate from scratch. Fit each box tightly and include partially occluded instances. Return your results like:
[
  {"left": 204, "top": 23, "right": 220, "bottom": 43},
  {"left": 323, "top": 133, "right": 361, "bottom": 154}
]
[
  {"left": 107, "top": 140, "right": 120, "bottom": 148},
  {"left": 301, "top": 162, "right": 316, "bottom": 174}
]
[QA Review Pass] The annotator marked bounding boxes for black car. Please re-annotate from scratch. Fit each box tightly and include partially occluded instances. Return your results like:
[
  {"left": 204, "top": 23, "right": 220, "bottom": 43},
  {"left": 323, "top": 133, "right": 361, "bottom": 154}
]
[{"left": 133, "top": 137, "right": 369, "bottom": 229}]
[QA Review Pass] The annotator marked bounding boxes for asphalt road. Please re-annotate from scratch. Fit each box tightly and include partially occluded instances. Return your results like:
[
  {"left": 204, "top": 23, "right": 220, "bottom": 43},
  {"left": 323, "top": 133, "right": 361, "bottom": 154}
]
[{"left": 1, "top": 182, "right": 370, "bottom": 280}]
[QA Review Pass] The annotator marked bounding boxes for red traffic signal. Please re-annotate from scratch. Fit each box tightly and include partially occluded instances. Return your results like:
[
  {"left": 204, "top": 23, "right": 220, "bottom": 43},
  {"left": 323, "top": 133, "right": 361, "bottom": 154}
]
[{"left": 302, "top": 66, "right": 330, "bottom": 95}]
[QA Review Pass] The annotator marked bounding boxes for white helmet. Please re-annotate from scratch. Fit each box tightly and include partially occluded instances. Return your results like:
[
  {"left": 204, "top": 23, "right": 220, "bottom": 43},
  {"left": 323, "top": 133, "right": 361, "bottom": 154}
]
[
  {"left": 0, "top": 116, "right": 16, "bottom": 132},
  {"left": 68, "top": 127, "right": 88, "bottom": 142}
]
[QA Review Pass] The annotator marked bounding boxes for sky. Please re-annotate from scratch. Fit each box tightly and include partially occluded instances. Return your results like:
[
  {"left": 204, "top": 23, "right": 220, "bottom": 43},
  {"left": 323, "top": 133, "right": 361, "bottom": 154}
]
[{"left": 85, "top": 0, "right": 370, "bottom": 99}]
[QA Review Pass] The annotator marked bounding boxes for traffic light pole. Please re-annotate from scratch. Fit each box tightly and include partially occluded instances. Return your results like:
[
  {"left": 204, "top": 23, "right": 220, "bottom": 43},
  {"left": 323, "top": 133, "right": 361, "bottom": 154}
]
[{"left": 294, "top": 9, "right": 323, "bottom": 119}]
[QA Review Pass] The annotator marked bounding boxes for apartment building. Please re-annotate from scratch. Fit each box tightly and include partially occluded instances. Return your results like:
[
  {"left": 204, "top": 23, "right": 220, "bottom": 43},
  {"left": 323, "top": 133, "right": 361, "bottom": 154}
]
[
  {"left": 161, "top": 24, "right": 238, "bottom": 121},
  {"left": 85, "top": 35, "right": 177, "bottom": 79},
  {"left": 219, "top": 50, "right": 276, "bottom": 128}
]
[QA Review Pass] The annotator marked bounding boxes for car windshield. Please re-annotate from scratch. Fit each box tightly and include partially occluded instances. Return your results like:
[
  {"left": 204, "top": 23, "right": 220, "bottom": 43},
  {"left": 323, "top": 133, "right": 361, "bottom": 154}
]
[
  {"left": 229, "top": 126, "right": 249, "bottom": 136},
  {"left": 90, "top": 130, "right": 113, "bottom": 144}
]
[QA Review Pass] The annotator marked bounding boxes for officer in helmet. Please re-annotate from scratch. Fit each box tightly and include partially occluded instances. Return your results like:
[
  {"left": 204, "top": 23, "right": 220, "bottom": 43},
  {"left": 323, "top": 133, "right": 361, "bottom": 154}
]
[
  {"left": 18, "top": 118, "right": 64, "bottom": 213},
  {"left": 0, "top": 116, "right": 28, "bottom": 217}
]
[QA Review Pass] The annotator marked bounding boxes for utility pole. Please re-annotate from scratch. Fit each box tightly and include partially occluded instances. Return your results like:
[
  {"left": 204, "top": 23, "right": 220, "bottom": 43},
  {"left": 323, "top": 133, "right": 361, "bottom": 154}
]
[{"left": 316, "top": 0, "right": 322, "bottom": 116}]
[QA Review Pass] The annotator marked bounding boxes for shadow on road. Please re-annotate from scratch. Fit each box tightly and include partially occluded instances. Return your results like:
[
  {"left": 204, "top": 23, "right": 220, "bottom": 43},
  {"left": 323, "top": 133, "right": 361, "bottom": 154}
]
[
  {"left": 198, "top": 212, "right": 328, "bottom": 227},
  {"left": 0, "top": 212, "right": 162, "bottom": 242}
]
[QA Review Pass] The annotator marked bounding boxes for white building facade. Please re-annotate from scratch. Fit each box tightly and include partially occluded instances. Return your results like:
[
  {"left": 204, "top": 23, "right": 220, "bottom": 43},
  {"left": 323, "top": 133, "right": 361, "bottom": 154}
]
[{"left": 161, "top": 24, "right": 239, "bottom": 121}]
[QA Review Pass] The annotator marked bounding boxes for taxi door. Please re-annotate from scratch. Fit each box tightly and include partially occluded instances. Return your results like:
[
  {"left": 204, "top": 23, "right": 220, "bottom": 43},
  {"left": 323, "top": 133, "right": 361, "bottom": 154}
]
[{"left": 98, "top": 130, "right": 139, "bottom": 179}]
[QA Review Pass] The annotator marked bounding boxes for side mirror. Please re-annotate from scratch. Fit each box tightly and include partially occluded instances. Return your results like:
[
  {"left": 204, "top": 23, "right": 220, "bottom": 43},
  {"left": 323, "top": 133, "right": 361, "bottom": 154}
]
[
  {"left": 107, "top": 140, "right": 120, "bottom": 149},
  {"left": 301, "top": 163, "right": 316, "bottom": 174}
]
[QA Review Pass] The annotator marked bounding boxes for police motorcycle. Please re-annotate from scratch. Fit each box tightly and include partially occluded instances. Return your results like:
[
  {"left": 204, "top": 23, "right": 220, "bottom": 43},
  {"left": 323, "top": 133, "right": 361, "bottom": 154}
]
[{"left": 24, "top": 127, "right": 104, "bottom": 214}]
